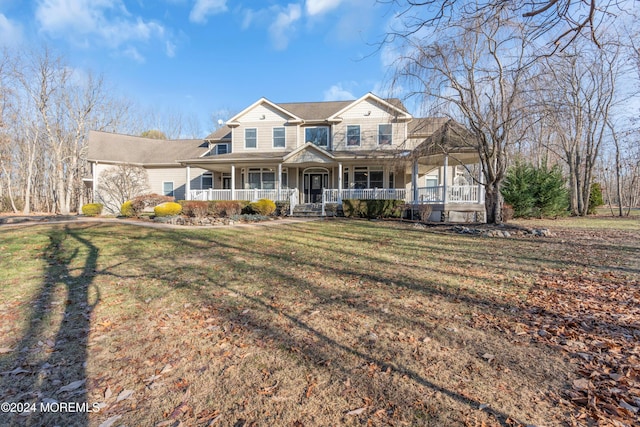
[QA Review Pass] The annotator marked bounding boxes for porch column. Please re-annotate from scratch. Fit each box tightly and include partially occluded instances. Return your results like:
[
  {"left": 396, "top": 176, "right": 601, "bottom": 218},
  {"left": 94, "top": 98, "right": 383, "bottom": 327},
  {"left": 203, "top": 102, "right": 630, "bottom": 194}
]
[
  {"left": 443, "top": 155, "right": 449, "bottom": 204},
  {"left": 477, "top": 163, "right": 484, "bottom": 203},
  {"left": 231, "top": 164, "right": 236, "bottom": 200},
  {"left": 92, "top": 162, "right": 97, "bottom": 203},
  {"left": 337, "top": 163, "right": 343, "bottom": 202},
  {"left": 412, "top": 160, "right": 419, "bottom": 203},
  {"left": 277, "top": 163, "right": 282, "bottom": 201},
  {"left": 185, "top": 166, "right": 191, "bottom": 200}
]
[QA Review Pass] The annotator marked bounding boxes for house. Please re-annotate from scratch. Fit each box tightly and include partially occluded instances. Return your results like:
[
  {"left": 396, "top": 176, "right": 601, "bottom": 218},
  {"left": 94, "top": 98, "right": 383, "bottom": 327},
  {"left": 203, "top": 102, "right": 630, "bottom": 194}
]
[{"left": 87, "top": 93, "right": 485, "bottom": 221}]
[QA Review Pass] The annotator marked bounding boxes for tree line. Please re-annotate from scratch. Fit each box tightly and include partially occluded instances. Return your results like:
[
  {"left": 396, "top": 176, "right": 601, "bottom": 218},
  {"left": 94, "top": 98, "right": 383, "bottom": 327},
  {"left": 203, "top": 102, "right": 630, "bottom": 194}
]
[{"left": 0, "top": 47, "right": 203, "bottom": 215}]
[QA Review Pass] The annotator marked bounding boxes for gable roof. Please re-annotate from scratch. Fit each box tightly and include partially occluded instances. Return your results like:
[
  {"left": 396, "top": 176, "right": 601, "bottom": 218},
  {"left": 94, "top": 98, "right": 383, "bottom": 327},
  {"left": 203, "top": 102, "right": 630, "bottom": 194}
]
[
  {"left": 328, "top": 93, "right": 412, "bottom": 122},
  {"left": 87, "top": 131, "right": 209, "bottom": 166},
  {"left": 205, "top": 126, "right": 232, "bottom": 142}
]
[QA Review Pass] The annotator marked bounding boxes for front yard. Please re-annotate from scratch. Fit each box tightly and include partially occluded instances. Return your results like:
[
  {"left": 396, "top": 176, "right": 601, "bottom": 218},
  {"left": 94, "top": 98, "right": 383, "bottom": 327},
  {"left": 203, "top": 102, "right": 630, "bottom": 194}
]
[{"left": 0, "top": 216, "right": 638, "bottom": 426}]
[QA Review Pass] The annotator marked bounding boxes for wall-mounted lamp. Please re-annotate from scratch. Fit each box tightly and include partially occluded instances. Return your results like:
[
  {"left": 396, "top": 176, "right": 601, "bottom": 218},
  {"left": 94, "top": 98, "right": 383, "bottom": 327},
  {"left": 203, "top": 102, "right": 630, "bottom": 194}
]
[
  {"left": 364, "top": 111, "right": 371, "bottom": 116},
  {"left": 260, "top": 114, "right": 266, "bottom": 120}
]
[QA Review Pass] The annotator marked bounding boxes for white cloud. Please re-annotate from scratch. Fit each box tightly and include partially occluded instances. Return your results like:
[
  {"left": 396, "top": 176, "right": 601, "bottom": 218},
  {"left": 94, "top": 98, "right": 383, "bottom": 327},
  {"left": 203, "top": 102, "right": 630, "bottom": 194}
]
[
  {"left": 122, "top": 46, "right": 145, "bottom": 63},
  {"left": 189, "top": 0, "right": 228, "bottom": 24},
  {"left": 323, "top": 84, "right": 355, "bottom": 101},
  {"left": 306, "top": 0, "right": 343, "bottom": 16},
  {"left": 35, "top": 0, "right": 170, "bottom": 58},
  {"left": 0, "top": 13, "right": 22, "bottom": 46},
  {"left": 269, "top": 3, "right": 302, "bottom": 50},
  {"left": 166, "top": 40, "right": 176, "bottom": 57}
]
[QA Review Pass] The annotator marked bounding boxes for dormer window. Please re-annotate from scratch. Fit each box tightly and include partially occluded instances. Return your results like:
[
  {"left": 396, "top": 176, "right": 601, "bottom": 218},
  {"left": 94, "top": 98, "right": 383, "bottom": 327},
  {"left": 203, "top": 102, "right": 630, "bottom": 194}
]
[
  {"left": 216, "top": 143, "right": 229, "bottom": 155},
  {"left": 305, "top": 127, "right": 329, "bottom": 149}
]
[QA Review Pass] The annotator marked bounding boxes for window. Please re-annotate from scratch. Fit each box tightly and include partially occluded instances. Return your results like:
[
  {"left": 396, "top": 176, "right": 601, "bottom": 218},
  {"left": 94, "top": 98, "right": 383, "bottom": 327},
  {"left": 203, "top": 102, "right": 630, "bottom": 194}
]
[
  {"left": 389, "top": 171, "right": 395, "bottom": 188},
  {"left": 354, "top": 167, "right": 368, "bottom": 189},
  {"left": 202, "top": 172, "right": 213, "bottom": 190},
  {"left": 273, "top": 127, "right": 286, "bottom": 148},
  {"left": 245, "top": 128, "right": 257, "bottom": 148},
  {"left": 370, "top": 167, "right": 383, "bottom": 188},
  {"left": 163, "top": 182, "right": 174, "bottom": 197},
  {"left": 346, "top": 125, "right": 360, "bottom": 146},
  {"left": 378, "top": 124, "right": 392, "bottom": 145},
  {"left": 343, "top": 167, "right": 350, "bottom": 189},
  {"left": 222, "top": 173, "right": 231, "bottom": 189},
  {"left": 216, "top": 143, "right": 229, "bottom": 155},
  {"left": 305, "top": 127, "right": 329, "bottom": 148},
  {"left": 244, "top": 168, "right": 286, "bottom": 189},
  {"left": 426, "top": 177, "right": 438, "bottom": 187}
]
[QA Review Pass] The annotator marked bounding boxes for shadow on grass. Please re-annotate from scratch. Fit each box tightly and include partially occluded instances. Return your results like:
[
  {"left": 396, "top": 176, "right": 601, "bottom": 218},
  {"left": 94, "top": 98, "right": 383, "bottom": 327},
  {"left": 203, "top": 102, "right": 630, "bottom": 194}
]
[{"left": 0, "top": 225, "right": 100, "bottom": 427}]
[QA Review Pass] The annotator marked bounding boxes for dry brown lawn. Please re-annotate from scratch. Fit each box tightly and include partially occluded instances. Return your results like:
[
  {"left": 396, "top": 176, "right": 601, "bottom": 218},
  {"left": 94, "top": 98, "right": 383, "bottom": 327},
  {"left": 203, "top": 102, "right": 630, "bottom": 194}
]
[{"left": 0, "top": 216, "right": 638, "bottom": 427}]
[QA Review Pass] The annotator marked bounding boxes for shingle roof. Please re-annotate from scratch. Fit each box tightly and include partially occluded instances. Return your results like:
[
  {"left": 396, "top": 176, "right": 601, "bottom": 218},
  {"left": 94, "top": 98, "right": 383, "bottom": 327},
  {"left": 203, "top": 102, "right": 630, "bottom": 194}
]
[
  {"left": 204, "top": 126, "right": 232, "bottom": 141},
  {"left": 277, "top": 101, "right": 353, "bottom": 120},
  {"left": 87, "top": 131, "right": 210, "bottom": 165}
]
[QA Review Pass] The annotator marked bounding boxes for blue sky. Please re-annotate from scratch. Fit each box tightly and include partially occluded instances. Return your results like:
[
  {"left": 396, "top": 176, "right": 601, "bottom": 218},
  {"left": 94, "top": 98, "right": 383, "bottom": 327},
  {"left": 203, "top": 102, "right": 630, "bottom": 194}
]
[{"left": 0, "top": 0, "right": 401, "bottom": 135}]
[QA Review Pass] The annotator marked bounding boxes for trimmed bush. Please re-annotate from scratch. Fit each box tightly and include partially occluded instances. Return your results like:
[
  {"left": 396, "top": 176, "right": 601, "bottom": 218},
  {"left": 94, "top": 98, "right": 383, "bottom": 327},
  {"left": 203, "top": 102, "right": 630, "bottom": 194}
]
[
  {"left": 210, "top": 200, "right": 247, "bottom": 217},
  {"left": 120, "top": 200, "right": 135, "bottom": 217},
  {"left": 342, "top": 199, "right": 404, "bottom": 219},
  {"left": 275, "top": 201, "right": 290, "bottom": 217},
  {"left": 180, "top": 200, "right": 209, "bottom": 217},
  {"left": 246, "top": 198, "right": 276, "bottom": 216},
  {"left": 154, "top": 202, "right": 182, "bottom": 217},
  {"left": 81, "top": 203, "right": 103, "bottom": 217}
]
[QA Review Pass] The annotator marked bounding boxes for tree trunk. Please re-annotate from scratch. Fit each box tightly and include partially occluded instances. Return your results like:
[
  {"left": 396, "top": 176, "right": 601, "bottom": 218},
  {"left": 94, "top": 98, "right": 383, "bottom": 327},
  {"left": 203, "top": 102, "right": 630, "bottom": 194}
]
[{"left": 484, "top": 184, "right": 503, "bottom": 224}]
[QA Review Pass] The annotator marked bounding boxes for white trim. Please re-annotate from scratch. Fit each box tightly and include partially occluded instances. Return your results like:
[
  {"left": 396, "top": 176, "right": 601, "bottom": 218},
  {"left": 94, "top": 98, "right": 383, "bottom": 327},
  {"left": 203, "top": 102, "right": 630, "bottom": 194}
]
[
  {"left": 227, "top": 97, "right": 303, "bottom": 124},
  {"left": 201, "top": 171, "right": 213, "bottom": 190},
  {"left": 327, "top": 92, "right": 413, "bottom": 122}
]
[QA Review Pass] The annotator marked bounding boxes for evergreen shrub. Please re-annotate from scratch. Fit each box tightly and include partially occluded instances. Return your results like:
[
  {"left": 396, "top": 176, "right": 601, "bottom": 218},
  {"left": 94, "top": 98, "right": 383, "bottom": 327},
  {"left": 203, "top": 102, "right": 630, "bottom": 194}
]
[{"left": 154, "top": 202, "right": 182, "bottom": 217}]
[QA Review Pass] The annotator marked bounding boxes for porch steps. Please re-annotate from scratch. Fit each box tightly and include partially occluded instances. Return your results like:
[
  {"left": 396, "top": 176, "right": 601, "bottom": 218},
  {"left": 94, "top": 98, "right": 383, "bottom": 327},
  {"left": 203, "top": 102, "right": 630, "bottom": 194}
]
[{"left": 291, "top": 203, "right": 344, "bottom": 217}]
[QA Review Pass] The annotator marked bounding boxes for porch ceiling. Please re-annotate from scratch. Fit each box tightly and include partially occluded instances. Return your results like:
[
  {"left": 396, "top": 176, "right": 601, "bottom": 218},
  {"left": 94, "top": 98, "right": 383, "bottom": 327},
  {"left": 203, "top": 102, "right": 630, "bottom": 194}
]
[{"left": 416, "top": 151, "right": 479, "bottom": 167}]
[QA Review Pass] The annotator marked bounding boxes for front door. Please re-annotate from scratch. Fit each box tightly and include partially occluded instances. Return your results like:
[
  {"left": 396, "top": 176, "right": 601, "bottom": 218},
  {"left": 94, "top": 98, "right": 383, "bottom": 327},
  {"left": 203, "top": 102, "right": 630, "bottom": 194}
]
[{"left": 310, "top": 174, "right": 323, "bottom": 203}]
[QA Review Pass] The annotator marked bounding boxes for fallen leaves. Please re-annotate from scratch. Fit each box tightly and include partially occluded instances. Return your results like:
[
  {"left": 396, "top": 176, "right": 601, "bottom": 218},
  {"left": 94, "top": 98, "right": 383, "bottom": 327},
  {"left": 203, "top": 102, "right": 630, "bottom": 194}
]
[{"left": 58, "top": 379, "right": 86, "bottom": 393}]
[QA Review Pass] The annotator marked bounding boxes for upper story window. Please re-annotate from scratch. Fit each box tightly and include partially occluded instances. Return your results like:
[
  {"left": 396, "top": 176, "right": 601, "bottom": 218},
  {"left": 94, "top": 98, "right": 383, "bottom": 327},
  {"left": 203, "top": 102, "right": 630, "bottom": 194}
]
[
  {"left": 216, "top": 143, "right": 229, "bottom": 155},
  {"left": 378, "top": 124, "right": 392, "bottom": 145},
  {"left": 346, "top": 125, "right": 360, "bottom": 146},
  {"left": 305, "top": 127, "right": 329, "bottom": 149},
  {"left": 245, "top": 128, "right": 257, "bottom": 149},
  {"left": 273, "top": 127, "right": 286, "bottom": 148}
]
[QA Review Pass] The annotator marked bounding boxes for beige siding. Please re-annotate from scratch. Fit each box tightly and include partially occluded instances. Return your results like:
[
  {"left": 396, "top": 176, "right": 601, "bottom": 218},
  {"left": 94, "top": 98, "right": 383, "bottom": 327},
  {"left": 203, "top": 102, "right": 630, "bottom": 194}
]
[
  {"left": 146, "top": 167, "right": 190, "bottom": 200},
  {"left": 232, "top": 103, "right": 297, "bottom": 153}
]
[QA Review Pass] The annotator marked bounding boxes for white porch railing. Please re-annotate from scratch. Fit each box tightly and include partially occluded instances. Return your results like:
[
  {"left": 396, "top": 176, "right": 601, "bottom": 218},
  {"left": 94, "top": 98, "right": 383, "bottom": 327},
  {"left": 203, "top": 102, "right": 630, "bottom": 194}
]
[
  {"left": 323, "top": 188, "right": 407, "bottom": 203},
  {"left": 189, "top": 188, "right": 294, "bottom": 202},
  {"left": 413, "top": 185, "right": 482, "bottom": 203}
]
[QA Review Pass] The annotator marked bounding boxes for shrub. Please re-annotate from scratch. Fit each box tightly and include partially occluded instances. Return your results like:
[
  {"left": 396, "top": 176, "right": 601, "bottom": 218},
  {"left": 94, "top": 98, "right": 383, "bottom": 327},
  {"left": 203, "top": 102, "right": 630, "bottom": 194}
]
[
  {"left": 246, "top": 199, "right": 276, "bottom": 216},
  {"left": 154, "top": 202, "right": 182, "bottom": 217},
  {"left": 342, "top": 199, "right": 404, "bottom": 219},
  {"left": 417, "top": 204, "right": 433, "bottom": 222},
  {"left": 81, "top": 203, "right": 103, "bottom": 217},
  {"left": 210, "top": 200, "right": 247, "bottom": 217},
  {"left": 502, "top": 162, "right": 568, "bottom": 218},
  {"left": 121, "top": 193, "right": 175, "bottom": 217},
  {"left": 588, "top": 182, "right": 604, "bottom": 215},
  {"left": 120, "top": 200, "right": 135, "bottom": 217},
  {"left": 275, "top": 201, "right": 290, "bottom": 216},
  {"left": 180, "top": 201, "right": 209, "bottom": 217}
]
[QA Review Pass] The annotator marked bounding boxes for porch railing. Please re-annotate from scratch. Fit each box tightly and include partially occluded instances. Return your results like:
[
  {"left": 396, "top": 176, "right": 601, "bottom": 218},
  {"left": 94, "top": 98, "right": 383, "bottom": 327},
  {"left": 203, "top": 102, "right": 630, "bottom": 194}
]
[
  {"left": 189, "top": 188, "right": 294, "bottom": 202},
  {"left": 323, "top": 188, "right": 407, "bottom": 203},
  {"left": 413, "top": 185, "right": 481, "bottom": 203}
]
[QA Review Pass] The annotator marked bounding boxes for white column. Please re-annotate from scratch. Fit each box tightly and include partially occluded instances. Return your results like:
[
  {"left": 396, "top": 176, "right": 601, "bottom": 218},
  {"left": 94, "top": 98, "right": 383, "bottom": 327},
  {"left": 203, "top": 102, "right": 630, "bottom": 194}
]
[
  {"left": 185, "top": 166, "right": 191, "bottom": 200},
  {"left": 477, "top": 163, "right": 484, "bottom": 203},
  {"left": 337, "top": 163, "right": 343, "bottom": 202},
  {"left": 277, "top": 163, "right": 282, "bottom": 201},
  {"left": 412, "top": 160, "right": 419, "bottom": 203},
  {"left": 443, "top": 155, "right": 449, "bottom": 203},
  {"left": 91, "top": 162, "right": 97, "bottom": 203},
  {"left": 231, "top": 165, "right": 236, "bottom": 200}
]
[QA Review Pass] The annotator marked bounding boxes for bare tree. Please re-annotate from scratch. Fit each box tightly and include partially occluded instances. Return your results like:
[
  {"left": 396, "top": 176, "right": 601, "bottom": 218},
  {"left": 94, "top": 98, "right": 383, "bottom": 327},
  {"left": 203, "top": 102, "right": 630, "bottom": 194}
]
[
  {"left": 393, "top": 11, "right": 535, "bottom": 223},
  {"left": 385, "top": 1, "right": 626, "bottom": 54},
  {"left": 540, "top": 41, "right": 623, "bottom": 216},
  {"left": 96, "top": 164, "right": 150, "bottom": 214}
]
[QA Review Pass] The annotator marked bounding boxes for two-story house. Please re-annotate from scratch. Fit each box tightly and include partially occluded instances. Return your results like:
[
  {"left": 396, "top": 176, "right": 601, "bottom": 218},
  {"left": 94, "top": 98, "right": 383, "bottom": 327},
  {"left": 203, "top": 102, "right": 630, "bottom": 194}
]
[{"left": 87, "top": 93, "right": 485, "bottom": 221}]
